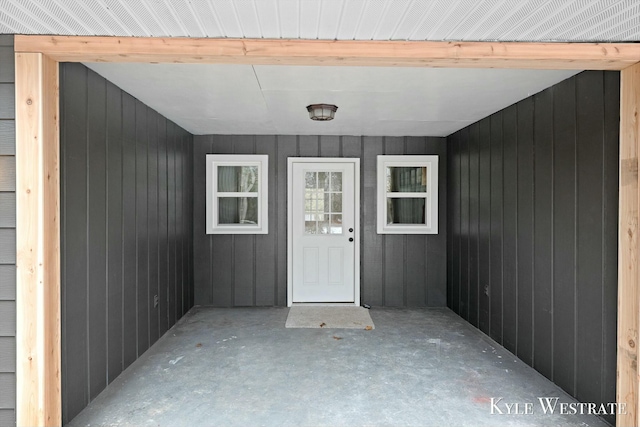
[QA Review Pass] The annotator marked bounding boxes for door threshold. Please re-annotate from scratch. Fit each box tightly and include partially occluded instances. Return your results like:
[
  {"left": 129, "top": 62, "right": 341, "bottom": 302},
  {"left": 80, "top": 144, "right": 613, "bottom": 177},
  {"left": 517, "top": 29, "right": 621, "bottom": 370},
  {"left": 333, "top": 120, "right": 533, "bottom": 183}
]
[{"left": 290, "top": 302, "right": 359, "bottom": 307}]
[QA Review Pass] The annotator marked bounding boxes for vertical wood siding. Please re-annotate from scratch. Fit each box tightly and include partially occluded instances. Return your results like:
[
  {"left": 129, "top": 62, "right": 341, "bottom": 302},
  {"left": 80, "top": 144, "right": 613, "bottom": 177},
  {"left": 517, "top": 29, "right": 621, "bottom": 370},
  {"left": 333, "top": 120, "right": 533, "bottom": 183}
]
[
  {"left": 0, "top": 35, "right": 16, "bottom": 426},
  {"left": 60, "top": 63, "right": 194, "bottom": 424},
  {"left": 447, "top": 70, "right": 619, "bottom": 425},
  {"left": 193, "top": 135, "right": 448, "bottom": 308}
]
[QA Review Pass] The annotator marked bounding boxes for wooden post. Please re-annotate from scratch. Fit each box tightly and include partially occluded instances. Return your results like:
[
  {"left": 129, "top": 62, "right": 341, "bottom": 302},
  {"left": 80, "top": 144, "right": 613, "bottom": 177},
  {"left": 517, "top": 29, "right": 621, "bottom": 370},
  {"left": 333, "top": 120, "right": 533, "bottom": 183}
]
[
  {"left": 618, "top": 62, "right": 640, "bottom": 427},
  {"left": 15, "top": 52, "right": 61, "bottom": 427}
]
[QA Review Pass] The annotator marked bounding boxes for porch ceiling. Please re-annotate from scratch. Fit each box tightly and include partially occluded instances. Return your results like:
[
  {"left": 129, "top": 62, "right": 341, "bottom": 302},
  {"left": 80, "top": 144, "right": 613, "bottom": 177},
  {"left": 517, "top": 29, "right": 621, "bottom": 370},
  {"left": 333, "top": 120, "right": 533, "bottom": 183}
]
[
  {"left": 1, "top": 0, "right": 638, "bottom": 41},
  {"left": 84, "top": 62, "right": 578, "bottom": 136},
  {"left": 4, "top": 0, "right": 636, "bottom": 137}
]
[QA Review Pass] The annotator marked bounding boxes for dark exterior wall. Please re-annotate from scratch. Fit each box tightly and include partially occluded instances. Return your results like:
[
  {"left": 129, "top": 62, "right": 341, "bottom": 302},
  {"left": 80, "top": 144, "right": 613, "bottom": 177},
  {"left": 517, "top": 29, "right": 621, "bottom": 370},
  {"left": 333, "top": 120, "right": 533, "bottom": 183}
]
[
  {"left": 193, "top": 135, "right": 447, "bottom": 307},
  {"left": 0, "top": 35, "right": 15, "bottom": 427},
  {"left": 60, "top": 63, "right": 194, "bottom": 424},
  {"left": 447, "top": 70, "right": 619, "bottom": 424}
]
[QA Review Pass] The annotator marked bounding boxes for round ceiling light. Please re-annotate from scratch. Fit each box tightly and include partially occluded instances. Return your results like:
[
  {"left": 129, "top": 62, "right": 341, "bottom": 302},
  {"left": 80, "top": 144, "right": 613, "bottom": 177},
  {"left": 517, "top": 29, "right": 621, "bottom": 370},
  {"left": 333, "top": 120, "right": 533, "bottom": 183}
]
[{"left": 306, "top": 104, "right": 338, "bottom": 121}]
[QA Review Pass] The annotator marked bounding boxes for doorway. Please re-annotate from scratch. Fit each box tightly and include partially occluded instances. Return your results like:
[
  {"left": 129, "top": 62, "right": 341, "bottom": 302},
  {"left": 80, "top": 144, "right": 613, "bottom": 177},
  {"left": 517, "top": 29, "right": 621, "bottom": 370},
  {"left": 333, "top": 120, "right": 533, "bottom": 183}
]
[{"left": 287, "top": 158, "right": 360, "bottom": 306}]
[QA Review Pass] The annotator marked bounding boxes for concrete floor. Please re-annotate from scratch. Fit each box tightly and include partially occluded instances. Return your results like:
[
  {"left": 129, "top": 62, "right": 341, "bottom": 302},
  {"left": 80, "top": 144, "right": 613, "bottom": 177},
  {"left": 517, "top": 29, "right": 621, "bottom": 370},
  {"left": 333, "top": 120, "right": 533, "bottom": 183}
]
[{"left": 67, "top": 307, "right": 611, "bottom": 427}]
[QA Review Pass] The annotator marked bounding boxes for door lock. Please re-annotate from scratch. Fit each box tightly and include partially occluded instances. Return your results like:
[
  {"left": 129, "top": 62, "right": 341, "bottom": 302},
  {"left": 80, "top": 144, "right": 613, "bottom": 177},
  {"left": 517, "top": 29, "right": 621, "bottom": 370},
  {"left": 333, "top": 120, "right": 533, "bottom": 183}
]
[
  {"left": 349, "top": 237, "right": 354, "bottom": 242},
  {"left": 349, "top": 228, "right": 353, "bottom": 233}
]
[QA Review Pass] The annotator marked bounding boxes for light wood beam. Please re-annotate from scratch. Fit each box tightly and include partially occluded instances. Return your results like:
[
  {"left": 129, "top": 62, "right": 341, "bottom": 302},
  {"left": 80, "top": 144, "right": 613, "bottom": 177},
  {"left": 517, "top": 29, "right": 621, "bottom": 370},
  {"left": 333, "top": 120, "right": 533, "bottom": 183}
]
[
  {"left": 15, "top": 52, "right": 61, "bottom": 427},
  {"left": 618, "top": 62, "right": 640, "bottom": 427},
  {"left": 14, "top": 35, "right": 640, "bottom": 70}
]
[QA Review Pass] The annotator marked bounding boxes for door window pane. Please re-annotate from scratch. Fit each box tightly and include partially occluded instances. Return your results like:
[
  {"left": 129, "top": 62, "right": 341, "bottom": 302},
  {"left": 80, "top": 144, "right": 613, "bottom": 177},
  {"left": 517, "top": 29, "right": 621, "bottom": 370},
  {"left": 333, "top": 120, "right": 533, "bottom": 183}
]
[
  {"left": 330, "top": 172, "right": 342, "bottom": 191},
  {"left": 331, "top": 193, "right": 342, "bottom": 213},
  {"left": 318, "top": 172, "right": 330, "bottom": 190},
  {"left": 330, "top": 214, "right": 343, "bottom": 234},
  {"left": 304, "top": 171, "right": 343, "bottom": 235},
  {"left": 319, "top": 220, "right": 330, "bottom": 234},
  {"left": 305, "top": 172, "right": 316, "bottom": 189},
  {"left": 323, "top": 193, "right": 331, "bottom": 213},
  {"left": 305, "top": 221, "right": 318, "bottom": 234}
]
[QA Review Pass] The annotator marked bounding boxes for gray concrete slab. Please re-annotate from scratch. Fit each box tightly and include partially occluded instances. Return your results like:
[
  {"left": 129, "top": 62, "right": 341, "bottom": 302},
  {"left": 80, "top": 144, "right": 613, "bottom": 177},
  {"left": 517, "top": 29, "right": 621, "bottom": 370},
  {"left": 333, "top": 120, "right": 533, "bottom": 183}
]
[{"left": 67, "top": 307, "right": 611, "bottom": 427}]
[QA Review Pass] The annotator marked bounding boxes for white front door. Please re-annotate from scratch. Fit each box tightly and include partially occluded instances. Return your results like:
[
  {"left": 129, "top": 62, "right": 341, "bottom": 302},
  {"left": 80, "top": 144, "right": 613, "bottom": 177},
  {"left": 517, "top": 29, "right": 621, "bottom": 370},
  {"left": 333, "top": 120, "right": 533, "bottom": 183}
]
[{"left": 288, "top": 159, "right": 358, "bottom": 304}]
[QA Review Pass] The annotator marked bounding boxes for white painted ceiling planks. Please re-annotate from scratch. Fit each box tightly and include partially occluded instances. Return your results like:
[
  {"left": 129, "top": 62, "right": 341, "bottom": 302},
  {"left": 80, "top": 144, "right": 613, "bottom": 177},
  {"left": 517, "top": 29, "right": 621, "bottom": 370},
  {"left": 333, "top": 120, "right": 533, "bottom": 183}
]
[
  {"left": 1, "top": 0, "right": 639, "bottom": 41},
  {"left": 3, "top": 0, "right": 636, "bottom": 136}
]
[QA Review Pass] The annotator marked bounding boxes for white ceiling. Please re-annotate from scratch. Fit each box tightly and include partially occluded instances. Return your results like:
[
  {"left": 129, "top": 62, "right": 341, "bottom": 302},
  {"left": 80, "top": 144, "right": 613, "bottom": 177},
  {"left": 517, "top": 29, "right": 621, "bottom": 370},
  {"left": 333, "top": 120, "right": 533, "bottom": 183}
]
[
  {"left": 3, "top": 0, "right": 634, "bottom": 137},
  {"left": 86, "top": 63, "right": 578, "bottom": 136},
  {"left": 1, "top": 0, "right": 639, "bottom": 41}
]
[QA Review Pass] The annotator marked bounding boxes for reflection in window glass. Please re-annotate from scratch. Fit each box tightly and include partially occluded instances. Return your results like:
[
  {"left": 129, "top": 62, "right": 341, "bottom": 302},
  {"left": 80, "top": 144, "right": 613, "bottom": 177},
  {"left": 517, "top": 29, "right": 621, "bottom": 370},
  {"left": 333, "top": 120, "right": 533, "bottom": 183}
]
[
  {"left": 319, "top": 220, "right": 330, "bottom": 234},
  {"left": 218, "top": 197, "right": 258, "bottom": 224},
  {"left": 386, "top": 167, "right": 427, "bottom": 193},
  {"left": 305, "top": 221, "right": 318, "bottom": 234},
  {"left": 331, "top": 193, "right": 342, "bottom": 213},
  {"left": 386, "top": 198, "right": 425, "bottom": 225},
  {"left": 305, "top": 172, "right": 316, "bottom": 189},
  {"left": 218, "top": 166, "right": 259, "bottom": 192},
  {"left": 318, "top": 172, "right": 330, "bottom": 190},
  {"left": 330, "top": 214, "right": 342, "bottom": 234},
  {"left": 330, "top": 172, "right": 342, "bottom": 191}
]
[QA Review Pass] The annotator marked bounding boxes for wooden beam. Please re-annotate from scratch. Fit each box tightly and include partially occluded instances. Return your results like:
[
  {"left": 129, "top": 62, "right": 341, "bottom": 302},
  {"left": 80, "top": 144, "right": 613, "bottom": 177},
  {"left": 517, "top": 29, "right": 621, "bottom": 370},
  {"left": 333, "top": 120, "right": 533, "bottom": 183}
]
[
  {"left": 15, "top": 52, "right": 61, "bottom": 427},
  {"left": 14, "top": 35, "right": 640, "bottom": 70},
  {"left": 618, "top": 62, "right": 640, "bottom": 427}
]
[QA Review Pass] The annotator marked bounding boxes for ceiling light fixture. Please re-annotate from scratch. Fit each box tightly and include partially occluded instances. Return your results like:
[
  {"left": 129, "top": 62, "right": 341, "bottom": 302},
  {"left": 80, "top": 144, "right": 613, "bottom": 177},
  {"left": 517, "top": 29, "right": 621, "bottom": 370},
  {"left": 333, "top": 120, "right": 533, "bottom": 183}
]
[{"left": 306, "top": 104, "right": 338, "bottom": 121}]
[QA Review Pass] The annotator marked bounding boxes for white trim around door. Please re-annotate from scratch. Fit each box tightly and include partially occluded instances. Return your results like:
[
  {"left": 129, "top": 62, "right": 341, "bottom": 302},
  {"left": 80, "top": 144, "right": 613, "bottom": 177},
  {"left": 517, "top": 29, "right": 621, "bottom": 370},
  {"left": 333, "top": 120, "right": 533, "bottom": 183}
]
[{"left": 287, "top": 158, "right": 361, "bottom": 307}]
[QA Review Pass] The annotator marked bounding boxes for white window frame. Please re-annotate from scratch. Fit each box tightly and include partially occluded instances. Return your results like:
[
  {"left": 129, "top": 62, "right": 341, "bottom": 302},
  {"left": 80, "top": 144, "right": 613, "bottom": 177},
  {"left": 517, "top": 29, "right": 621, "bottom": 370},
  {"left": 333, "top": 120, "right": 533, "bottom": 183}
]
[
  {"left": 206, "top": 154, "right": 269, "bottom": 234},
  {"left": 377, "top": 155, "right": 438, "bottom": 234}
]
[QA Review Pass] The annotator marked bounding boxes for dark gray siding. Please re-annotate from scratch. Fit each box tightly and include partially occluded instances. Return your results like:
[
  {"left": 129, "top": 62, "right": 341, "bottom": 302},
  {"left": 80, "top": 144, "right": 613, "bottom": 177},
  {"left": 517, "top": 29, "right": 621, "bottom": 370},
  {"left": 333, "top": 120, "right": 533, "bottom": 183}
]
[
  {"left": 0, "top": 35, "right": 15, "bottom": 426},
  {"left": 193, "top": 135, "right": 447, "bottom": 308},
  {"left": 60, "top": 63, "right": 194, "bottom": 424},
  {"left": 447, "top": 70, "right": 619, "bottom": 425}
]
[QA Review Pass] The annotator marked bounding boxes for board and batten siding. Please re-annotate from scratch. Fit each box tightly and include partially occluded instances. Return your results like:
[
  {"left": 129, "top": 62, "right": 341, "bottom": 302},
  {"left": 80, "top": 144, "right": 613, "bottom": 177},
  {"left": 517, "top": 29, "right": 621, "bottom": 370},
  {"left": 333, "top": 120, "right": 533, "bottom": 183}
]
[
  {"left": 0, "top": 35, "right": 15, "bottom": 427},
  {"left": 193, "top": 135, "right": 447, "bottom": 308},
  {"left": 447, "top": 70, "right": 619, "bottom": 425},
  {"left": 60, "top": 63, "right": 194, "bottom": 424}
]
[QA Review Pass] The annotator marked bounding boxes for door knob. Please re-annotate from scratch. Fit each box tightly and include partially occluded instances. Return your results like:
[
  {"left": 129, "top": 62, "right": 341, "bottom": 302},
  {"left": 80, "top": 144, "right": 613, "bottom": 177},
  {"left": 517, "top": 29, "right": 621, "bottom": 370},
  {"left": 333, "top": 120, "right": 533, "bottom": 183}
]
[
  {"left": 349, "top": 237, "right": 354, "bottom": 242},
  {"left": 349, "top": 228, "right": 353, "bottom": 233}
]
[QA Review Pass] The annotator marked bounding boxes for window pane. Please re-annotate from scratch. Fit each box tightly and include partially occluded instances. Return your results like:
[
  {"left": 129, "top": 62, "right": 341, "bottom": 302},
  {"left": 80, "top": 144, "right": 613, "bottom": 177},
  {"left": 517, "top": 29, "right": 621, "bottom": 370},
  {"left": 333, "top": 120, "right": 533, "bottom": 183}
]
[
  {"left": 319, "top": 220, "right": 330, "bottom": 234},
  {"left": 218, "top": 197, "right": 258, "bottom": 224},
  {"left": 218, "top": 166, "right": 259, "bottom": 192},
  {"left": 330, "top": 214, "right": 343, "bottom": 234},
  {"left": 305, "top": 221, "right": 318, "bottom": 234},
  {"left": 318, "top": 172, "right": 330, "bottom": 190},
  {"left": 386, "top": 167, "right": 427, "bottom": 192},
  {"left": 305, "top": 172, "right": 316, "bottom": 189},
  {"left": 305, "top": 171, "right": 343, "bottom": 234},
  {"left": 331, "top": 193, "right": 342, "bottom": 213},
  {"left": 324, "top": 193, "right": 331, "bottom": 213},
  {"left": 387, "top": 197, "right": 426, "bottom": 224},
  {"left": 305, "top": 187, "right": 324, "bottom": 233},
  {"left": 330, "top": 172, "right": 342, "bottom": 191}
]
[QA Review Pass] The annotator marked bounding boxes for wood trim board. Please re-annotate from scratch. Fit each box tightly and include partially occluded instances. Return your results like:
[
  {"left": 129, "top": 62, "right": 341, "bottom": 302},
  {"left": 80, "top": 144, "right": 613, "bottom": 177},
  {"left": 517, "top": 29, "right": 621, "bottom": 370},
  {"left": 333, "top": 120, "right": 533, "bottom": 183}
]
[
  {"left": 14, "top": 52, "right": 61, "bottom": 427},
  {"left": 10, "top": 35, "right": 640, "bottom": 427},
  {"left": 618, "top": 61, "right": 640, "bottom": 427},
  {"left": 14, "top": 35, "right": 640, "bottom": 70}
]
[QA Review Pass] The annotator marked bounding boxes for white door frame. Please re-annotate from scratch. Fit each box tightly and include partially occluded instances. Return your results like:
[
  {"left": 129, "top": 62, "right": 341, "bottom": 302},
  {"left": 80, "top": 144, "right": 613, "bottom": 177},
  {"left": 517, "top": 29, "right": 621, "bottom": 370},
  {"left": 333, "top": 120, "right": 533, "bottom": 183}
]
[{"left": 287, "top": 157, "right": 361, "bottom": 307}]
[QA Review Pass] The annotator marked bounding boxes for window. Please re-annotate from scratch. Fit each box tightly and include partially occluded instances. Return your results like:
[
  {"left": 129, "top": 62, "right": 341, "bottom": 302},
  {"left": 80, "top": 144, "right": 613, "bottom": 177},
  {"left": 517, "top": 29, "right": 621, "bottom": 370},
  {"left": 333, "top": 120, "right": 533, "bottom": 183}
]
[
  {"left": 304, "top": 171, "right": 344, "bottom": 235},
  {"left": 377, "top": 155, "right": 438, "bottom": 234},
  {"left": 206, "top": 154, "right": 268, "bottom": 234}
]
